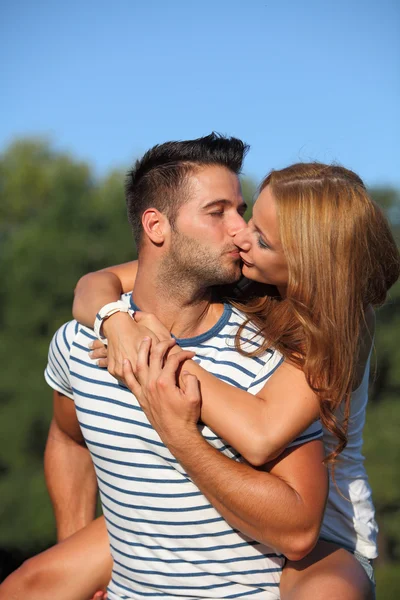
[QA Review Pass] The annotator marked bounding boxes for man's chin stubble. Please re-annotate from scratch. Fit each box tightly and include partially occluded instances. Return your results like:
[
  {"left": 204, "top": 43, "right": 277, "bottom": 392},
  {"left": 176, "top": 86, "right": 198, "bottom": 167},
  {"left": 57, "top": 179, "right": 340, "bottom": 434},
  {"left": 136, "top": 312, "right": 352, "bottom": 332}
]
[{"left": 157, "top": 256, "right": 241, "bottom": 303}]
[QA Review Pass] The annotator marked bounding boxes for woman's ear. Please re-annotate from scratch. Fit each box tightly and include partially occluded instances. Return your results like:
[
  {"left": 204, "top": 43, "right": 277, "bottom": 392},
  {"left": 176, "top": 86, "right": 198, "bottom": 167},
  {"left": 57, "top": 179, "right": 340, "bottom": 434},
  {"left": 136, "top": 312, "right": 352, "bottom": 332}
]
[{"left": 141, "top": 209, "right": 170, "bottom": 244}]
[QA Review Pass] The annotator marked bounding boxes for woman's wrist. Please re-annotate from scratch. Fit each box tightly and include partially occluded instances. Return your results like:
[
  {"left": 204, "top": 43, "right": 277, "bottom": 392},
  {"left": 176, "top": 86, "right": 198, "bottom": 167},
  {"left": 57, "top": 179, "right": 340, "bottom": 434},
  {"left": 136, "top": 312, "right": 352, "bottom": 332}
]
[
  {"left": 94, "top": 301, "right": 135, "bottom": 342},
  {"left": 102, "top": 311, "right": 134, "bottom": 338}
]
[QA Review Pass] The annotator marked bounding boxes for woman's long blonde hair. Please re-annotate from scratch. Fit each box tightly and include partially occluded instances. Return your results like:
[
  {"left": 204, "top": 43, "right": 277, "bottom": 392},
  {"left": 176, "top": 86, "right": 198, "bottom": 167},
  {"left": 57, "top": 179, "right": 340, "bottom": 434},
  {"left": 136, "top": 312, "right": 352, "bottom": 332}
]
[{"left": 236, "top": 163, "right": 400, "bottom": 463}]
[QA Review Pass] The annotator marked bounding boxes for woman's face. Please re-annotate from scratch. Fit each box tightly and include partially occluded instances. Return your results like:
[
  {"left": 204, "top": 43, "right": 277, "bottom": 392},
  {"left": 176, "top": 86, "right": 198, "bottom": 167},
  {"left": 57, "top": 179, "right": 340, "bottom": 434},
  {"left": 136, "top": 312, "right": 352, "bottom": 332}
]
[{"left": 234, "top": 185, "right": 289, "bottom": 292}]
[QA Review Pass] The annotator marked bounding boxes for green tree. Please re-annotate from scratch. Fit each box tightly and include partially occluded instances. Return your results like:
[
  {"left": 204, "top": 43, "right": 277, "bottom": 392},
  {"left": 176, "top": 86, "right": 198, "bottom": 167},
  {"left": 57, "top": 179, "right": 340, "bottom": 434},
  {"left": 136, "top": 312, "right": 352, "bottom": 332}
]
[
  {"left": 0, "top": 140, "right": 257, "bottom": 555},
  {"left": 0, "top": 139, "right": 134, "bottom": 554},
  {"left": 363, "top": 187, "right": 400, "bottom": 598},
  {"left": 0, "top": 140, "right": 399, "bottom": 600}
]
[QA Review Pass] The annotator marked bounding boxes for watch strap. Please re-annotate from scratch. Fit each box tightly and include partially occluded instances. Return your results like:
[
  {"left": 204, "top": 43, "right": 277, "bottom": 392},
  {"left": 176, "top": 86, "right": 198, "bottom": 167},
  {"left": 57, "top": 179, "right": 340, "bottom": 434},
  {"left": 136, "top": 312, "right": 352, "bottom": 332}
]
[{"left": 94, "top": 301, "right": 135, "bottom": 342}]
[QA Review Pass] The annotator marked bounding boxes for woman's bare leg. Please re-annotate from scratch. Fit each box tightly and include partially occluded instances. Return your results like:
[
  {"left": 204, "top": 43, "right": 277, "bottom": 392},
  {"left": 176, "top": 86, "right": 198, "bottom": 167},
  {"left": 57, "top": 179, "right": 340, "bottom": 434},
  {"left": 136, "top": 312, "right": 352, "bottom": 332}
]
[
  {"left": 280, "top": 539, "right": 374, "bottom": 600},
  {"left": 0, "top": 516, "right": 112, "bottom": 600}
]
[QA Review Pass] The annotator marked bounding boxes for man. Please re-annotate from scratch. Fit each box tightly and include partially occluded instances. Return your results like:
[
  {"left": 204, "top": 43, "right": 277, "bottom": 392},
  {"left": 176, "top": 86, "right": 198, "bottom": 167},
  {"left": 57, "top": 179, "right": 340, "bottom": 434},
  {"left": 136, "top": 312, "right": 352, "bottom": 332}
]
[{"left": 44, "top": 134, "right": 326, "bottom": 599}]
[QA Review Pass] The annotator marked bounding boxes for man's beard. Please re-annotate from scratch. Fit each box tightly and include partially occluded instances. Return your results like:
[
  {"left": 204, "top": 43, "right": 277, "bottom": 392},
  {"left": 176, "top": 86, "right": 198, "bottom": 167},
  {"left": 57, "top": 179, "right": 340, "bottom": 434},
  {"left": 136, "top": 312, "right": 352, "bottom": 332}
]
[{"left": 160, "top": 230, "right": 241, "bottom": 294}]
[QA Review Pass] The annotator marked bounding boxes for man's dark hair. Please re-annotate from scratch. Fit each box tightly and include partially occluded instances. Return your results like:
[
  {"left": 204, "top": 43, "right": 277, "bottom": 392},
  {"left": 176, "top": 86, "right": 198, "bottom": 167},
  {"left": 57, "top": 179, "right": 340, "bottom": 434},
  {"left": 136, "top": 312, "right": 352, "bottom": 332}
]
[{"left": 125, "top": 132, "right": 249, "bottom": 245}]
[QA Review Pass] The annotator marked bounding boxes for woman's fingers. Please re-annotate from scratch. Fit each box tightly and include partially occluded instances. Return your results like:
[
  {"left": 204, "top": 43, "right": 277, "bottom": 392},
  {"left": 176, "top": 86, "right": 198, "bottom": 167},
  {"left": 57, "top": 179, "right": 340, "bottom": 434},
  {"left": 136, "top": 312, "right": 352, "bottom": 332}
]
[
  {"left": 133, "top": 311, "right": 153, "bottom": 323},
  {"left": 90, "top": 347, "right": 108, "bottom": 359},
  {"left": 90, "top": 339, "right": 106, "bottom": 350},
  {"left": 89, "top": 340, "right": 108, "bottom": 369},
  {"left": 96, "top": 358, "right": 109, "bottom": 369},
  {"left": 122, "top": 359, "right": 141, "bottom": 397},
  {"left": 134, "top": 312, "right": 172, "bottom": 341}
]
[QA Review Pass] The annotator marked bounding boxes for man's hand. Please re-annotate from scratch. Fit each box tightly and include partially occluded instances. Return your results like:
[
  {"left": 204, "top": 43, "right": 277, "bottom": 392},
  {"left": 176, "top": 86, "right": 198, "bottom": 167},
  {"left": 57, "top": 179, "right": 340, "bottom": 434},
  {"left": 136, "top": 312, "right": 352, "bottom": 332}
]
[
  {"left": 90, "top": 311, "right": 172, "bottom": 381},
  {"left": 122, "top": 338, "right": 200, "bottom": 446},
  {"left": 124, "top": 338, "right": 327, "bottom": 558}
]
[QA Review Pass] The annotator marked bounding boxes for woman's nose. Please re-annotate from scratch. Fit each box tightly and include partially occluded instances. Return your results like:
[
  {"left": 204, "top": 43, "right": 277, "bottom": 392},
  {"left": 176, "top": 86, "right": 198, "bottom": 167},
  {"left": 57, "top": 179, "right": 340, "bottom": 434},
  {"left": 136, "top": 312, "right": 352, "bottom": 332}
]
[{"left": 234, "top": 226, "right": 251, "bottom": 250}]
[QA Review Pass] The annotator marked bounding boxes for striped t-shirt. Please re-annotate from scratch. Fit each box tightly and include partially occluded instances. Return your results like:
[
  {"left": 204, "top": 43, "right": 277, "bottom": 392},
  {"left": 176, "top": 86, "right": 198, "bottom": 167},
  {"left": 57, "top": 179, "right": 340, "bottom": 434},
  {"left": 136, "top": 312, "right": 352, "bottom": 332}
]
[{"left": 45, "top": 295, "right": 322, "bottom": 600}]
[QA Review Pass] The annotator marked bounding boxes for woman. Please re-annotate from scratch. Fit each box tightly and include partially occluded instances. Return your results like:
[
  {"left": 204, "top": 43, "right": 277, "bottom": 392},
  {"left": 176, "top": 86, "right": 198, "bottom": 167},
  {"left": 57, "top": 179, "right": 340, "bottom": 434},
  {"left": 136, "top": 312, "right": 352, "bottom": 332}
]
[{"left": 1, "top": 162, "right": 398, "bottom": 600}]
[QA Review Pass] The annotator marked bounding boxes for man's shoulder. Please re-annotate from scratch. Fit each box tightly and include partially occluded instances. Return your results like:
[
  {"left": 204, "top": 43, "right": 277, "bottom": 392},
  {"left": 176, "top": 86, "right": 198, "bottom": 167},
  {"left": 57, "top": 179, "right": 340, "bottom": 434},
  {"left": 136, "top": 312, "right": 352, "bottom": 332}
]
[
  {"left": 49, "top": 319, "right": 97, "bottom": 357},
  {"left": 223, "top": 304, "right": 267, "bottom": 348},
  {"left": 50, "top": 319, "right": 80, "bottom": 354},
  {"left": 49, "top": 292, "right": 132, "bottom": 362},
  {"left": 225, "top": 303, "right": 251, "bottom": 324},
  {"left": 216, "top": 303, "right": 282, "bottom": 371},
  {"left": 45, "top": 319, "right": 100, "bottom": 398},
  {"left": 45, "top": 320, "right": 81, "bottom": 399}
]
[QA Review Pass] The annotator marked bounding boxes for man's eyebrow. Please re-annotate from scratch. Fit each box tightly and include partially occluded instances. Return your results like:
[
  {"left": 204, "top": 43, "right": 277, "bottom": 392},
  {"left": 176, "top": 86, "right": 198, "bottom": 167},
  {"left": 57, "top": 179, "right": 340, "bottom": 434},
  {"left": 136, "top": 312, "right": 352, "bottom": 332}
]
[{"left": 202, "top": 199, "right": 248, "bottom": 212}]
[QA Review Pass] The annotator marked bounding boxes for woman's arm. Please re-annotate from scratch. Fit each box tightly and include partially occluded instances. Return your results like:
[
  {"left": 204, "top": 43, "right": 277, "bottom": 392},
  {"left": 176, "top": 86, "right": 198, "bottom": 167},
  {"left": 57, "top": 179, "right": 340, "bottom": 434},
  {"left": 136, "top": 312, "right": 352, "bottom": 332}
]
[
  {"left": 73, "top": 262, "right": 320, "bottom": 466},
  {"left": 73, "top": 262, "right": 171, "bottom": 378},
  {"left": 91, "top": 334, "right": 320, "bottom": 466},
  {"left": 73, "top": 261, "right": 138, "bottom": 326},
  {"left": 122, "top": 341, "right": 328, "bottom": 561},
  {"left": 179, "top": 353, "right": 320, "bottom": 465},
  {"left": 131, "top": 337, "right": 320, "bottom": 465}
]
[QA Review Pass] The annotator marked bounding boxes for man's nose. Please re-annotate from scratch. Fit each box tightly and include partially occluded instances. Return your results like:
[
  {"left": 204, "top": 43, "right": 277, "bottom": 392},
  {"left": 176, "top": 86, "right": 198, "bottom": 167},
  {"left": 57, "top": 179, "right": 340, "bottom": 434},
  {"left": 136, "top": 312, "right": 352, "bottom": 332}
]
[{"left": 228, "top": 214, "right": 247, "bottom": 237}]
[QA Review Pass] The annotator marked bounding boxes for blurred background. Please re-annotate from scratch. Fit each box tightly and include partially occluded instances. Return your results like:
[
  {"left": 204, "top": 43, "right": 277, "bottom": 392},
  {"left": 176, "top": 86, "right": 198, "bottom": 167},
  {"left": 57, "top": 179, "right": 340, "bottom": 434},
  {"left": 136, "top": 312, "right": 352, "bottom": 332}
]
[{"left": 0, "top": 0, "right": 399, "bottom": 597}]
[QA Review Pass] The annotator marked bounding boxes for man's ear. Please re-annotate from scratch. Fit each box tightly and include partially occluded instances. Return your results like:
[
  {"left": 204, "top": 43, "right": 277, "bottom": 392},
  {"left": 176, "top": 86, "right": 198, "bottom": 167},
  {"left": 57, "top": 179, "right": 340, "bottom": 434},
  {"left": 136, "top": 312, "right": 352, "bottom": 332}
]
[{"left": 141, "top": 209, "right": 170, "bottom": 244}]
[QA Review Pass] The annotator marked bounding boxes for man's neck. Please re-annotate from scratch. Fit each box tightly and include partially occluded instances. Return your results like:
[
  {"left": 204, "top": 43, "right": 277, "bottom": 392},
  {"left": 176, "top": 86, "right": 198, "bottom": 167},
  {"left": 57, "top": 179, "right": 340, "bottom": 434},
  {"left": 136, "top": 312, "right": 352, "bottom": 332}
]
[{"left": 132, "top": 264, "right": 225, "bottom": 339}]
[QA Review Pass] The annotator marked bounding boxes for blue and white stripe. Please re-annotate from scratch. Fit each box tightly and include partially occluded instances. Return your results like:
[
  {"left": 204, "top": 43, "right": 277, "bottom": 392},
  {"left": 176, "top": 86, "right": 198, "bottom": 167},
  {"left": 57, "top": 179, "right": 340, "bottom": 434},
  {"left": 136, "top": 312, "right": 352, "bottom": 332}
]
[{"left": 45, "top": 296, "right": 322, "bottom": 599}]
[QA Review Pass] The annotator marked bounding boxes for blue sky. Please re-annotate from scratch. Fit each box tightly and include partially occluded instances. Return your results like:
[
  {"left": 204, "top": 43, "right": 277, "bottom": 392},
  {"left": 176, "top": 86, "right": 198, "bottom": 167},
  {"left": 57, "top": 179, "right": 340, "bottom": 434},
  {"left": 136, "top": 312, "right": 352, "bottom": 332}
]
[{"left": 2, "top": 0, "right": 399, "bottom": 188}]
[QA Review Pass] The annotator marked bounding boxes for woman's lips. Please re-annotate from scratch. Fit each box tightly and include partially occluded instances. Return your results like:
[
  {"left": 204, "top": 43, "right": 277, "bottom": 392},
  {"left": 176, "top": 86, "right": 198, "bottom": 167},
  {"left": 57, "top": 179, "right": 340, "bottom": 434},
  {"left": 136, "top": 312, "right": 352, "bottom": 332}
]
[{"left": 240, "top": 254, "right": 254, "bottom": 267}]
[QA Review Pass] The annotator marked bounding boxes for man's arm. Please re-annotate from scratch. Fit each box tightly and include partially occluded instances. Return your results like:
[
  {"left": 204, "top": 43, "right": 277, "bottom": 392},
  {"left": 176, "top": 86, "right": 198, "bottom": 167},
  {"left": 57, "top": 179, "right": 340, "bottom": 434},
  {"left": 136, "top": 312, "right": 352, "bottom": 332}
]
[
  {"left": 124, "top": 349, "right": 328, "bottom": 561},
  {"left": 44, "top": 391, "right": 98, "bottom": 541},
  {"left": 166, "top": 430, "right": 327, "bottom": 561}
]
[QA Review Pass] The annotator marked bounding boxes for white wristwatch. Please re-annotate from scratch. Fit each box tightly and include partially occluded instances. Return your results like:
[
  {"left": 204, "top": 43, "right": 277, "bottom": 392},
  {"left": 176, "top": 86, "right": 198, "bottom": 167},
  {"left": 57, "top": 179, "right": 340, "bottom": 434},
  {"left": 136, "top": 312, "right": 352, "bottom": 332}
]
[{"left": 94, "top": 301, "right": 135, "bottom": 343}]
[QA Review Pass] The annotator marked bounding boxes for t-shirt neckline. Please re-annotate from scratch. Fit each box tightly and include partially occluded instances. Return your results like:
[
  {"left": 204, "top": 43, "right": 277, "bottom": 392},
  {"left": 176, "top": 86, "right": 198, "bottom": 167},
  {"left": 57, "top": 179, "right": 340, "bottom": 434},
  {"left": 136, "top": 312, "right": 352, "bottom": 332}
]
[{"left": 129, "top": 295, "right": 232, "bottom": 347}]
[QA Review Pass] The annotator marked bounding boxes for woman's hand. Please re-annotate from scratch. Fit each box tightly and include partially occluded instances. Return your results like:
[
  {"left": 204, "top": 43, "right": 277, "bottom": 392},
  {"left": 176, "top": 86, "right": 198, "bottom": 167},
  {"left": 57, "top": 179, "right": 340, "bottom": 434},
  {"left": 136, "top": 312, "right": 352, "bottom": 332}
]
[
  {"left": 122, "top": 338, "right": 201, "bottom": 447},
  {"left": 90, "top": 311, "right": 172, "bottom": 381},
  {"left": 133, "top": 311, "right": 172, "bottom": 341}
]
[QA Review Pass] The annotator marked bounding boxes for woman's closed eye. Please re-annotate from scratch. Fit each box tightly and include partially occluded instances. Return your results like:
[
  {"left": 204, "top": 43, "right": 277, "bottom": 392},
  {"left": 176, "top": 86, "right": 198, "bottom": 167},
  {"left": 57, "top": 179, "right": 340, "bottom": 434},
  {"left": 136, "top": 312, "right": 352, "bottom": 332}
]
[{"left": 257, "top": 235, "right": 271, "bottom": 250}]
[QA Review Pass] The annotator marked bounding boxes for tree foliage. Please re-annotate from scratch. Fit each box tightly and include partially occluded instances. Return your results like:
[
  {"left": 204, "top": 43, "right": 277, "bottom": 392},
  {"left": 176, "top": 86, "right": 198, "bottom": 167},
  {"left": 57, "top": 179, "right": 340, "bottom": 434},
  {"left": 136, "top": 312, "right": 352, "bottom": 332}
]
[{"left": 0, "top": 139, "right": 399, "bottom": 597}]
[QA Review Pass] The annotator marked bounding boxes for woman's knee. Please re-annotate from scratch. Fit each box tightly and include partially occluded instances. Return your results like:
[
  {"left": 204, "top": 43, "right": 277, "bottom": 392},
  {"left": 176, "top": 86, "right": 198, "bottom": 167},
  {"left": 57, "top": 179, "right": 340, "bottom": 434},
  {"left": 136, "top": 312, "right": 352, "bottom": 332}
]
[
  {"left": 19, "top": 553, "right": 52, "bottom": 586},
  {"left": 0, "top": 554, "right": 48, "bottom": 598}
]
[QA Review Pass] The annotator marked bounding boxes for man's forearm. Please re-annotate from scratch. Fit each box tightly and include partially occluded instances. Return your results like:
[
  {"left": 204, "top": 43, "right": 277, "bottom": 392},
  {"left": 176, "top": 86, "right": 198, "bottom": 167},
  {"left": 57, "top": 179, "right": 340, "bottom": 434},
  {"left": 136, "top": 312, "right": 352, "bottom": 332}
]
[
  {"left": 166, "top": 429, "right": 327, "bottom": 561},
  {"left": 44, "top": 418, "right": 98, "bottom": 541}
]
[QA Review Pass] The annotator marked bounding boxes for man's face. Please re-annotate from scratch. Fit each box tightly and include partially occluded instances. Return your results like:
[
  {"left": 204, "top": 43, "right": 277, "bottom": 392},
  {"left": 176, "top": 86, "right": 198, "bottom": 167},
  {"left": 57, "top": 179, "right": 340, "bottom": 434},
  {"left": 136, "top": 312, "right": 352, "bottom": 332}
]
[{"left": 166, "top": 165, "right": 247, "bottom": 287}]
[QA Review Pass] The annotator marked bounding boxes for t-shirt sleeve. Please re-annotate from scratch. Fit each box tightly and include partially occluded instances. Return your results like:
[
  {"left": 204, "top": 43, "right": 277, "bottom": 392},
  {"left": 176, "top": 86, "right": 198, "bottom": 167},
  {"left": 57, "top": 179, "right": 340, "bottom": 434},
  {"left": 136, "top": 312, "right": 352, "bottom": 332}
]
[
  {"left": 44, "top": 320, "right": 78, "bottom": 400},
  {"left": 248, "top": 350, "right": 323, "bottom": 449}
]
